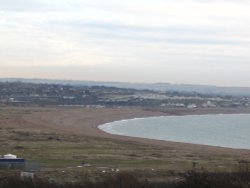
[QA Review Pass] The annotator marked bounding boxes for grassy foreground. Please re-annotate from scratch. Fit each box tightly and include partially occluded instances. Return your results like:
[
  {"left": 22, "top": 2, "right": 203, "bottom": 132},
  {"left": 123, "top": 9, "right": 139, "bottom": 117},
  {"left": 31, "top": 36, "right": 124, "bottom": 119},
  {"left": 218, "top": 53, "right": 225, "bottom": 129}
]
[
  {"left": 0, "top": 107, "right": 250, "bottom": 184},
  {"left": 1, "top": 171, "right": 250, "bottom": 188}
]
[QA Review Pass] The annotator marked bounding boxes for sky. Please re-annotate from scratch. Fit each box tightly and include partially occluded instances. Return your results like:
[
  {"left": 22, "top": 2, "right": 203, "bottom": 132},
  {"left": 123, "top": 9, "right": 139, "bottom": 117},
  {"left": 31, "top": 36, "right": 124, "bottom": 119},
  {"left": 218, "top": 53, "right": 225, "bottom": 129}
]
[{"left": 1, "top": 0, "right": 250, "bottom": 87}]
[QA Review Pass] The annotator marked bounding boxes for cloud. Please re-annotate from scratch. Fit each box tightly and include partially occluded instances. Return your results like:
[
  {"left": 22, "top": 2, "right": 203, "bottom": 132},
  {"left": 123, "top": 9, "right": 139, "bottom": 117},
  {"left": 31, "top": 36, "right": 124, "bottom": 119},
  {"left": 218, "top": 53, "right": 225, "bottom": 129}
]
[
  {"left": 1, "top": 0, "right": 250, "bottom": 86},
  {"left": 0, "top": 0, "right": 56, "bottom": 11}
]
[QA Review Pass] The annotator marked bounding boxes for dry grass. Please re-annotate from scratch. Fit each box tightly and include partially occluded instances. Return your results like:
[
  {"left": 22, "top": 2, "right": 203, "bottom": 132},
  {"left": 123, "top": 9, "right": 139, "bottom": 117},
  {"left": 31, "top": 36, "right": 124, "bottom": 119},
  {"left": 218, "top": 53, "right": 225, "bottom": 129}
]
[{"left": 0, "top": 107, "right": 249, "bottom": 183}]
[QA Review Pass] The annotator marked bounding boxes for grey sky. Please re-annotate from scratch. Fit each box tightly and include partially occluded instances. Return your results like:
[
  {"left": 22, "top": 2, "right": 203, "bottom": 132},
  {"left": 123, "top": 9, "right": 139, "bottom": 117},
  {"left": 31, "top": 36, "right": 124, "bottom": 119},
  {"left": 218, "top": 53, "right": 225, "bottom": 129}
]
[{"left": 1, "top": 0, "right": 250, "bottom": 86}]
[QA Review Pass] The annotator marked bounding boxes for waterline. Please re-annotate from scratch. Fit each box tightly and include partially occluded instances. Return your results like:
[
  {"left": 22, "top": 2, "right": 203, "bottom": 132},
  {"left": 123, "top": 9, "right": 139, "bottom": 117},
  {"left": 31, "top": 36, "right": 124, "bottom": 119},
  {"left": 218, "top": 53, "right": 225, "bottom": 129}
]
[{"left": 99, "top": 114, "right": 250, "bottom": 150}]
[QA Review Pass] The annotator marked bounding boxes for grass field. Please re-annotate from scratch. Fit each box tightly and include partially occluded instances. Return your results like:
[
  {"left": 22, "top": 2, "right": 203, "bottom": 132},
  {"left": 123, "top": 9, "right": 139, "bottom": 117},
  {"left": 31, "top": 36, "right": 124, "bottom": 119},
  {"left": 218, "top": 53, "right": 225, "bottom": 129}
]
[{"left": 0, "top": 107, "right": 249, "bottom": 183}]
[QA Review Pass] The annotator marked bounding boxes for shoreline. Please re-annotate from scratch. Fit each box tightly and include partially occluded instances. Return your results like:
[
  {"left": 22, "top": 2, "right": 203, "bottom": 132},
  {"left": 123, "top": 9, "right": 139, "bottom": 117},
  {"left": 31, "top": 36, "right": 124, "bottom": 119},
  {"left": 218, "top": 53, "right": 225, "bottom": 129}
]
[
  {"left": 23, "top": 106, "right": 250, "bottom": 156},
  {"left": 97, "top": 113, "right": 250, "bottom": 151}
]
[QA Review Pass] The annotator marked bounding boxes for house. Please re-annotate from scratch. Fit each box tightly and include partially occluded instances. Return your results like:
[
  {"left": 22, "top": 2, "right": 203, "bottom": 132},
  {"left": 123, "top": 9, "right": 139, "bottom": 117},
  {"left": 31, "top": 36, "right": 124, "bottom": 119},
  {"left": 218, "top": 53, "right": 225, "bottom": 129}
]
[{"left": 187, "top": 103, "right": 197, "bottom": 109}]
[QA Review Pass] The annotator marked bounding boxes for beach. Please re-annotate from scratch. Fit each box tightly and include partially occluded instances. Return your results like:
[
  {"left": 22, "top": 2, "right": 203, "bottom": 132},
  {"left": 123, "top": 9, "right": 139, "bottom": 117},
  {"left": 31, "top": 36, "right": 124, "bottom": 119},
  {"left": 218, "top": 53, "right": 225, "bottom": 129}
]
[{"left": 22, "top": 106, "right": 250, "bottom": 156}]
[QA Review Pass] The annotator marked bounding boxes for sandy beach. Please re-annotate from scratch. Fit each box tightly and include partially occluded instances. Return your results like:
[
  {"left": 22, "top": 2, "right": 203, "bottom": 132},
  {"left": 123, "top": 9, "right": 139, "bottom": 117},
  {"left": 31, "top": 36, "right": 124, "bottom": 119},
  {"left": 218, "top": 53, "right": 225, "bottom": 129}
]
[{"left": 22, "top": 106, "right": 250, "bottom": 157}]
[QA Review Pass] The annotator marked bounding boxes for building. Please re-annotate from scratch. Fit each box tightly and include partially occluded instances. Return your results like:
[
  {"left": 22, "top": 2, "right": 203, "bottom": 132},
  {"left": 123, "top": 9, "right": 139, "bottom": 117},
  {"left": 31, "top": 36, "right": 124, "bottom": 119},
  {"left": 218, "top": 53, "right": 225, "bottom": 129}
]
[
  {"left": 187, "top": 103, "right": 197, "bottom": 109},
  {"left": 0, "top": 154, "right": 25, "bottom": 170}
]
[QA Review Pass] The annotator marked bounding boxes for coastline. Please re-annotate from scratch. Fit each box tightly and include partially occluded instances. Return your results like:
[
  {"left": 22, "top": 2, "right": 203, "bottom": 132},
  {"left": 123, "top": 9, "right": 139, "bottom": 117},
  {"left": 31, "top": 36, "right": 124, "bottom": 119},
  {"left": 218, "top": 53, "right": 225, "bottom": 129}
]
[
  {"left": 23, "top": 106, "right": 250, "bottom": 156},
  {"left": 98, "top": 114, "right": 250, "bottom": 150}
]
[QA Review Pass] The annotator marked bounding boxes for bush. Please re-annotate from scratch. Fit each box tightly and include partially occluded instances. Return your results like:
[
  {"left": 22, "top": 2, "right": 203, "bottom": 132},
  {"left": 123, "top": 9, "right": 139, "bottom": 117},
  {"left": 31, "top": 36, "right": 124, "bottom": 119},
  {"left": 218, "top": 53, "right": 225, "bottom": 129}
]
[
  {"left": 176, "top": 171, "right": 250, "bottom": 188},
  {"left": 0, "top": 173, "right": 150, "bottom": 188}
]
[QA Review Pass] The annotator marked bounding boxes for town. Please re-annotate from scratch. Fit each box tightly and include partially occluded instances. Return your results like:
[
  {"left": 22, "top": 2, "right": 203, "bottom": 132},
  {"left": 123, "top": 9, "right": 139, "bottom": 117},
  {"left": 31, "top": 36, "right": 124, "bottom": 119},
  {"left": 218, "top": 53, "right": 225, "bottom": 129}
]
[{"left": 0, "top": 81, "right": 249, "bottom": 109}]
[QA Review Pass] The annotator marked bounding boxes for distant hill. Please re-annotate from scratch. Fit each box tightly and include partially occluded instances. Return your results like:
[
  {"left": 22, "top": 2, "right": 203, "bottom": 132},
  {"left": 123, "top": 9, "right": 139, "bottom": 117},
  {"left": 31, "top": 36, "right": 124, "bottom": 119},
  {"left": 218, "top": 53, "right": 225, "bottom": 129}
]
[{"left": 1, "top": 78, "right": 250, "bottom": 96}]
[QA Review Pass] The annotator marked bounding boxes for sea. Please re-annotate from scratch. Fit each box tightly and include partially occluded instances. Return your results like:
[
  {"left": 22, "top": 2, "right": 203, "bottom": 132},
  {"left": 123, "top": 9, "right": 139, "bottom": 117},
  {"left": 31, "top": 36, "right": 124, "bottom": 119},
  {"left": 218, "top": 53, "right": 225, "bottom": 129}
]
[{"left": 99, "top": 114, "right": 250, "bottom": 149}]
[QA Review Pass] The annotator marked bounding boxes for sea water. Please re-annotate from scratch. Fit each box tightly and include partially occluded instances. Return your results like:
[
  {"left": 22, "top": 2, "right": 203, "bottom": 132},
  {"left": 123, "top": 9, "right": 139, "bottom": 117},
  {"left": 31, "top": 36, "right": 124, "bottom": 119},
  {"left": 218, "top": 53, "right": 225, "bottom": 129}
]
[{"left": 99, "top": 114, "right": 250, "bottom": 149}]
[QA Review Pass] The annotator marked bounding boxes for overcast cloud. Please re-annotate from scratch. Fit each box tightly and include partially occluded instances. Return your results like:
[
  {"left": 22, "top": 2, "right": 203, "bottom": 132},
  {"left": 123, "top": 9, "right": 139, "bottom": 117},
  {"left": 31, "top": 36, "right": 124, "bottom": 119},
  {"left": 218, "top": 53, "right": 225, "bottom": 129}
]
[{"left": 1, "top": 0, "right": 250, "bottom": 86}]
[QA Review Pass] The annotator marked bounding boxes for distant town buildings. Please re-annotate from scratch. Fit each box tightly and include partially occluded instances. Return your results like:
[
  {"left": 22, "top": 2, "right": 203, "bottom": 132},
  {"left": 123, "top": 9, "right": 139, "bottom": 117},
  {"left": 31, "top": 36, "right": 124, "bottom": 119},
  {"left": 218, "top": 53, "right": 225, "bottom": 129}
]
[
  {"left": 0, "top": 82, "right": 249, "bottom": 109},
  {"left": 187, "top": 104, "right": 197, "bottom": 109}
]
